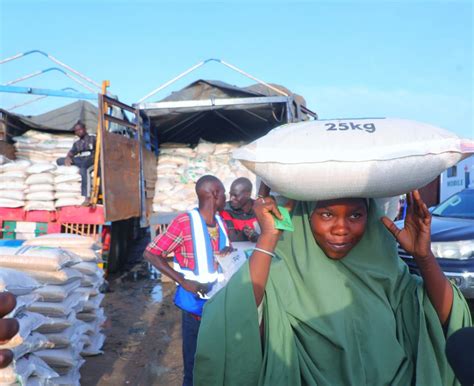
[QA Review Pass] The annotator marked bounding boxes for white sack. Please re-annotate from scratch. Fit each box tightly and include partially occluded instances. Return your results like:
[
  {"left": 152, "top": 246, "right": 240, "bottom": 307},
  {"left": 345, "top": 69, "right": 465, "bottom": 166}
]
[
  {"left": 34, "top": 279, "right": 81, "bottom": 303},
  {"left": 25, "top": 173, "right": 54, "bottom": 185},
  {"left": 27, "top": 163, "right": 56, "bottom": 174},
  {"left": 54, "top": 174, "right": 81, "bottom": 184},
  {"left": 37, "top": 313, "right": 77, "bottom": 334},
  {"left": 54, "top": 182, "right": 81, "bottom": 192},
  {"left": 24, "top": 201, "right": 55, "bottom": 211},
  {"left": 12, "top": 332, "right": 54, "bottom": 359},
  {"left": 53, "top": 165, "right": 80, "bottom": 175},
  {"left": 0, "top": 268, "right": 41, "bottom": 295},
  {"left": 0, "top": 198, "right": 24, "bottom": 208},
  {"left": 24, "top": 234, "right": 100, "bottom": 250},
  {"left": 233, "top": 118, "right": 474, "bottom": 200},
  {"left": 55, "top": 197, "right": 85, "bottom": 207},
  {"left": 21, "top": 268, "right": 83, "bottom": 285},
  {"left": 0, "top": 246, "right": 81, "bottom": 271},
  {"left": 24, "top": 184, "right": 54, "bottom": 193},
  {"left": 27, "top": 292, "right": 85, "bottom": 317},
  {"left": 0, "top": 311, "right": 47, "bottom": 349},
  {"left": 81, "top": 332, "right": 106, "bottom": 356},
  {"left": 25, "top": 191, "right": 55, "bottom": 201}
]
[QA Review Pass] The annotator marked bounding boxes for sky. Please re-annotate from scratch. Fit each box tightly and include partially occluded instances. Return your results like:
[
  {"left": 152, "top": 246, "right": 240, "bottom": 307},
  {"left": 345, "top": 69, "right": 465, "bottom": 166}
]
[{"left": 0, "top": 0, "right": 472, "bottom": 139}]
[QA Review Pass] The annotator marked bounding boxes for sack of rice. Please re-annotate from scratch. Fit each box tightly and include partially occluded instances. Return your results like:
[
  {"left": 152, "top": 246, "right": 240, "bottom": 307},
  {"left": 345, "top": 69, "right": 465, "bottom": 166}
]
[
  {"left": 0, "top": 246, "right": 81, "bottom": 271},
  {"left": 233, "top": 118, "right": 474, "bottom": 200},
  {"left": 21, "top": 268, "right": 83, "bottom": 286},
  {"left": 37, "top": 313, "right": 78, "bottom": 334},
  {"left": 0, "top": 268, "right": 41, "bottom": 296},
  {"left": 24, "top": 234, "right": 100, "bottom": 250},
  {"left": 34, "top": 280, "right": 81, "bottom": 303},
  {"left": 5, "top": 293, "right": 41, "bottom": 318},
  {"left": 12, "top": 331, "right": 54, "bottom": 359},
  {"left": 0, "top": 354, "right": 58, "bottom": 385},
  {"left": 0, "top": 198, "right": 25, "bottom": 208},
  {"left": 27, "top": 292, "right": 85, "bottom": 317},
  {"left": 0, "top": 311, "right": 47, "bottom": 349}
]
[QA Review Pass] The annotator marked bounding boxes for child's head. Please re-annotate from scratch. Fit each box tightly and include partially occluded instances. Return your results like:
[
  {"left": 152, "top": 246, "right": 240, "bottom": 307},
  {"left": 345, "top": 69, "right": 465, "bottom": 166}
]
[{"left": 310, "top": 198, "right": 368, "bottom": 260}]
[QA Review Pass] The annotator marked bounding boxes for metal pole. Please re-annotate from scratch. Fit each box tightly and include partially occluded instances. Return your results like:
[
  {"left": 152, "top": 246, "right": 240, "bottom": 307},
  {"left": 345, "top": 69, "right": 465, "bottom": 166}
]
[
  {"left": 136, "top": 58, "right": 290, "bottom": 104},
  {"left": 6, "top": 87, "right": 82, "bottom": 110},
  {"left": 137, "top": 59, "right": 212, "bottom": 103},
  {"left": 0, "top": 50, "right": 101, "bottom": 90},
  {"left": 218, "top": 60, "right": 289, "bottom": 97},
  {"left": 4, "top": 67, "right": 96, "bottom": 92}
]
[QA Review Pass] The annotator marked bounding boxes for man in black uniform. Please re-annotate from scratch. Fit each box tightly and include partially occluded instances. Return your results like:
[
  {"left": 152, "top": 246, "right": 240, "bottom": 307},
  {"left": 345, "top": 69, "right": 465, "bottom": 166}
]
[{"left": 56, "top": 121, "right": 96, "bottom": 201}]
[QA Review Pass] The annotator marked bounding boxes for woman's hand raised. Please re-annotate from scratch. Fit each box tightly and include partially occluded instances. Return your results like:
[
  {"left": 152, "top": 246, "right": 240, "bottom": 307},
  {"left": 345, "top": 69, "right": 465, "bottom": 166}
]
[{"left": 381, "top": 190, "right": 432, "bottom": 261}]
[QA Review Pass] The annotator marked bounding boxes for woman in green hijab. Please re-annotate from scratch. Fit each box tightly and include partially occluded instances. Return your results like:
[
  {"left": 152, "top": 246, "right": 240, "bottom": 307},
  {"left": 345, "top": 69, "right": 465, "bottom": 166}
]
[{"left": 194, "top": 190, "right": 472, "bottom": 386}]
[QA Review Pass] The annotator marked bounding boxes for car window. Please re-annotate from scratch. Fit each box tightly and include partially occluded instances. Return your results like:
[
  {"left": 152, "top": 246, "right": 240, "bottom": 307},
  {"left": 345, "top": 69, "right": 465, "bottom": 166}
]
[{"left": 432, "top": 190, "right": 474, "bottom": 219}]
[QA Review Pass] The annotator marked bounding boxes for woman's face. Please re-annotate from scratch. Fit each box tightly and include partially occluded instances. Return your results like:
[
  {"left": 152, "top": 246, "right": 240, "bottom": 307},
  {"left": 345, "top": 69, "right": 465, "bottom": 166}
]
[{"left": 310, "top": 198, "right": 368, "bottom": 260}]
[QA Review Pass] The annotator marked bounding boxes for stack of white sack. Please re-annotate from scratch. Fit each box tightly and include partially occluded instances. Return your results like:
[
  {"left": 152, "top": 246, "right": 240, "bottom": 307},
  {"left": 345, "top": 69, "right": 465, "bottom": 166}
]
[
  {"left": 0, "top": 159, "right": 30, "bottom": 209},
  {"left": 233, "top": 118, "right": 474, "bottom": 218},
  {"left": 53, "top": 166, "right": 84, "bottom": 207},
  {"left": 24, "top": 234, "right": 106, "bottom": 357},
  {"left": 0, "top": 268, "right": 59, "bottom": 385},
  {"left": 23, "top": 162, "right": 57, "bottom": 212},
  {"left": 153, "top": 140, "right": 257, "bottom": 213},
  {"left": 0, "top": 245, "right": 87, "bottom": 384},
  {"left": 13, "top": 130, "right": 75, "bottom": 164}
]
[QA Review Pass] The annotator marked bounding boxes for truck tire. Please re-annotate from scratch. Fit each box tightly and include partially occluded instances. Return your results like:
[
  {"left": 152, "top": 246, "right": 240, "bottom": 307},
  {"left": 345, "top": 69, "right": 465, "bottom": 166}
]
[{"left": 108, "top": 220, "right": 128, "bottom": 273}]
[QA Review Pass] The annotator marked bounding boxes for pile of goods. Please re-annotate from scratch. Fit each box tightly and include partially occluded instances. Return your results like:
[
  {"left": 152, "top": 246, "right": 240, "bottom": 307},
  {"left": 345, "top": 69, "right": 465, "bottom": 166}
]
[
  {"left": 12, "top": 130, "right": 75, "bottom": 164},
  {"left": 0, "top": 234, "right": 105, "bottom": 385},
  {"left": 0, "top": 160, "right": 83, "bottom": 211},
  {"left": 153, "top": 140, "right": 257, "bottom": 213}
]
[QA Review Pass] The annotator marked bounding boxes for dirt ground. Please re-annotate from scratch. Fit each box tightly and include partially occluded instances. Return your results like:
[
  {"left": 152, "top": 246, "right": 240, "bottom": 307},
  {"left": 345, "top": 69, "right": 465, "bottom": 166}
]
[{"left": 80, "top": 236, "right": 183, "bottom": 386}]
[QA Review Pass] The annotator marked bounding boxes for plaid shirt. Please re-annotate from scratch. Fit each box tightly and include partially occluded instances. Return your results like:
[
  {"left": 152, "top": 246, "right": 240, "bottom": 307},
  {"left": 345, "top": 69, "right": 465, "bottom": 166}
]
[{"left": 146, "top": 212, "right": 226, "bottom": 271}]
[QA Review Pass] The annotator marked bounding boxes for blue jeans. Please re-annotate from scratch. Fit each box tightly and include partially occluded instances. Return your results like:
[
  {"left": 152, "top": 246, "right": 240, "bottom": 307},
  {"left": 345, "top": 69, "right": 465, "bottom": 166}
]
[{"left": 182, "top": 310, "right": 201, "bottom": 386}]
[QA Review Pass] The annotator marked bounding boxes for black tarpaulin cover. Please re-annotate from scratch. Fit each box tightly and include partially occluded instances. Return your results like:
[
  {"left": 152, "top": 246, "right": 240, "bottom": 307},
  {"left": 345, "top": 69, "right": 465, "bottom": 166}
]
[{"left": 141, "top": 80, "right": 314, "bottom": 144}]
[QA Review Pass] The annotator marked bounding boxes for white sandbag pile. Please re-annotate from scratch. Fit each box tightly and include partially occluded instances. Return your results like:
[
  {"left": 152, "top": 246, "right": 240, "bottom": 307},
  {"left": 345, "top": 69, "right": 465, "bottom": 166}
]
[
  {"left": 153, "top": 140, "right": 257, "bottom": 213},
  {"left": 0, "top": 269, "right": 59, "bottom": 385},
  {"left": 24, "top": 162, "right": 57, "bottom": 212},
  {"left": 24, "top": 234, "right": 106, "bottom": 357},
  {"left": 13, "top": 130, "right": 75, "bottom": 164},
  {"left": 0, "top": 235, "right": 106, "bottom": 385},
  {"left": 53, "top": 166, "right": 84, "bottom": 207},
  {"left": 234, "top": 118, "right": 474, "bottom": 201},
  {"left": 0, "top": 159, "right": 30, "bottom": 208}
]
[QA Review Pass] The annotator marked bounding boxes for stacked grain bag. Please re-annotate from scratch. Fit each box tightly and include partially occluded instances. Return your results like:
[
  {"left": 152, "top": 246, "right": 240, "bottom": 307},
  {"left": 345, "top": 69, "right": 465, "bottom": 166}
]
[
  {"left": 0, "top": 269, "right": 59, "bottom": 385},
  {"left": 13, "top": 130, "right": 75, "bottom": 164},
  {"left": 153, "top": 140, "right": 257, "bottom": 213},
  {"left": 0, "top": 245, "right": 87, "bottom": 385},
  {"left": 24, "top": 162, "right": 57, "bottom": 212},
  {"left": 0, "top": 159, "right": 30, "bottom": 209},
  {"left": 24, "top": 234, "right": 106, "bottom": 358},
  {"left": 53, "top": 166, "right": 84, "bottom": 207}
]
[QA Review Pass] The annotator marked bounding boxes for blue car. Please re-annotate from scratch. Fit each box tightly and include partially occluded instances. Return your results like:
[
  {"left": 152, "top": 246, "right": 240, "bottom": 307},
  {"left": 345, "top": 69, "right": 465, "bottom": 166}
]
[{"left": 397, "top": 188, "right": 474, "bottom": 298}]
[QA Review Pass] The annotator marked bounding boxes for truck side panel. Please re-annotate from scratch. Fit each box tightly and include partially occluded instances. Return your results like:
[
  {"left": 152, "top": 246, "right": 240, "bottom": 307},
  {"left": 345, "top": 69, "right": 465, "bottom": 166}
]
[{"left": 101, "top": 131, "right": 140, "bottom": 222}]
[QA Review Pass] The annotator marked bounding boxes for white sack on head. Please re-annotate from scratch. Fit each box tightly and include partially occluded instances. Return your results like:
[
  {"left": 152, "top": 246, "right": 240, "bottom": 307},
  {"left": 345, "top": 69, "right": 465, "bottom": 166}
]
[{"left": 233, "top": 118, "right": 474, "bottom": 200}]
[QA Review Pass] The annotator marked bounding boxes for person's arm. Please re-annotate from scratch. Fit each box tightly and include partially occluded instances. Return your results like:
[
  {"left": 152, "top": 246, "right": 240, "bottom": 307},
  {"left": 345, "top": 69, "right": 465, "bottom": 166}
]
[
  {"left": 382, "top": 190, "right": 453, "bottom": 325},
  {"left": 64, "top": 142, "right": 78, "bottom": 166},
  {"left": 248, "top": 186, "right": 293, "bottom": 306},
  {"left": 143, "top": 219, "right": 206, "bottom": 295},
  {"left": 0, "top": 292, "right": 19, "bottom": 369}
]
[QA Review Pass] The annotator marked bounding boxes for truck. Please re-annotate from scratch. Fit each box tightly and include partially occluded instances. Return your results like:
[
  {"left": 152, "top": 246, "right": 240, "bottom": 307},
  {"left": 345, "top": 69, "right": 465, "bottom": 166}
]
[
  {"left": 135, "top": 59, "right": 317, "bottom": 235},
  {"left": 0, "top": 85, "right": 158, "bottom": 273}
]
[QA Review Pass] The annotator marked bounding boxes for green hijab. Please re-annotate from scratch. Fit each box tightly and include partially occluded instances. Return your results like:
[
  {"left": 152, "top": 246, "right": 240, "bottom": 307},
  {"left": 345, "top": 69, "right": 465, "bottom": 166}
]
[{"left": 194, "top": 200, "right": 472, "bottom": 386}]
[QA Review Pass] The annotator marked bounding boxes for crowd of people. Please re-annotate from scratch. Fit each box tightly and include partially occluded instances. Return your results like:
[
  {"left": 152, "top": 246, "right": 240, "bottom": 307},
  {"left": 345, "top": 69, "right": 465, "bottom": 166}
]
[{"left": 143, "top": 174, "right": 473, "bottom": 386}]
